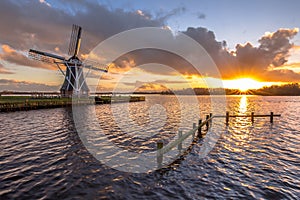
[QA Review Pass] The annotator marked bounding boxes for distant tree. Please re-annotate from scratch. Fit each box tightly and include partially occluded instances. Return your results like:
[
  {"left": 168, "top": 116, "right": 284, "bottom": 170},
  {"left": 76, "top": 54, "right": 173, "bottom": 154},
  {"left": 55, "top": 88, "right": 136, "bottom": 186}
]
[{"left": 254, "top": 83, "right": 300, "bottom": 96}]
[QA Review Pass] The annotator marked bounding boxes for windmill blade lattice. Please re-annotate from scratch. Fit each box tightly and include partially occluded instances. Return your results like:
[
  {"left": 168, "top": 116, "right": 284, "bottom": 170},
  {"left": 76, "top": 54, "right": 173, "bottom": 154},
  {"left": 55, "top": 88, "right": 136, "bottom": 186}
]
[
  {"left": 29, "top": 49, "right": 65, "bottom": 64},
  {"left": 84, "top": 59, "right": 109, "bottom": 72},
  {"left": 68, "top": 24, "right": 82, "bottom": 57}
]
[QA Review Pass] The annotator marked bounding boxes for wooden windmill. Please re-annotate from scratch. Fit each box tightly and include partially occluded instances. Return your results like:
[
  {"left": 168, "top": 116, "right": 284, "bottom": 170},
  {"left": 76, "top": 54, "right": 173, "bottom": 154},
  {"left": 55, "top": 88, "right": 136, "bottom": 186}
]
[{"left": 29, "top": 24, "right": 108, "bottom": 97}]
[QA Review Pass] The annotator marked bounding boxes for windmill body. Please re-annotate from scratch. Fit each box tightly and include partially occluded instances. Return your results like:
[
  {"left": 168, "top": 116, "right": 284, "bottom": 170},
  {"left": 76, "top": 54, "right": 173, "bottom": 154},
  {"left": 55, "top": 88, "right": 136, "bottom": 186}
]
[
  {"left": 29, "top": 25, "right": 108, "bottom": 97},
  {"left": 60, "top": 56, "right": 89, "bottom": 97}
]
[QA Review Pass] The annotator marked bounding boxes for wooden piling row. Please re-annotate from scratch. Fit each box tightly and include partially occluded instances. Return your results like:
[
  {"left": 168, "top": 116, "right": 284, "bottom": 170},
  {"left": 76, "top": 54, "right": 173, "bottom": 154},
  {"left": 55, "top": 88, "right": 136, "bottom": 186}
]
[
  {"left": 198, "top": 119, "right": 202, "bottom": 137},
  {"left": 226, "top": 111, "right": 229, "bottom": 126},
  {"left": 157, "top": 142, "right": 164, "bottom": 168},
  {"left": 156, "top": 111, "right": 280, "bottom": 168},
  {"left": 223, "top": 111, "right": 280, "bottom": 125},
  {"left": 270, "top": 112, "right": 274, "bottom": 123},
  {"left": 156, "top": 114, "right": 214, "bottom": 167},
  {"left": 206, "top": 115, "right": 209, "bottom": 130},
  {"left": 192, "top": 123, "right": 196, "bottom": 138},
  {"left": 178, "top": 131, "right": 182, "bottom": 151}
]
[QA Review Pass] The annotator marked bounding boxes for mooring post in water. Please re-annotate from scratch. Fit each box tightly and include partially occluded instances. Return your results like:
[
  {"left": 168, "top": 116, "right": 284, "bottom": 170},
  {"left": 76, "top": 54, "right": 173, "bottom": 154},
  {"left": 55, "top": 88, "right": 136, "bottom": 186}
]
[
  {"left": 226, "top": 111, "right": 229, "bottom": 126},
  {"left": 210, "top": 113, "right": 213, "bottom": 124},
  {"left": 270, "top": 112, "right": 274, "bottom": 123},
  {"left": 157, "top": 142, "right": 163, "bottom": 168},
  {"left": 206, "top": 115, "right": 209, "bottom": 129},
  {"left": 251, "top": 112, "right": 254, "bottom": 124},
  {"left": 193, "top": 123, "right": 196, "bottom": 138},
  {"left": 178, "top": 130, "right": 182, "bottom": 151},
  {"left": 198, "top": 119, "right": 202, "bottom": 137}
]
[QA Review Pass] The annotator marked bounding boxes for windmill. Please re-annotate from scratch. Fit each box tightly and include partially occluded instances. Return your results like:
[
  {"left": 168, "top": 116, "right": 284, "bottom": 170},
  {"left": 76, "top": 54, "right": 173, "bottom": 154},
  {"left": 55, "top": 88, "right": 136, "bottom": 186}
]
[{"left": 29, "top": 24, "right": 108, "bottom": 97}]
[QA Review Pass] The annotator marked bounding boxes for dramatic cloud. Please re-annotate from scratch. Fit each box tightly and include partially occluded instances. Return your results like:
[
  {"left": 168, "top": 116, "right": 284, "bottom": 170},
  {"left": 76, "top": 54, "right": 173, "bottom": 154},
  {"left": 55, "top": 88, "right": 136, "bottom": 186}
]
[
  {"left": 230, "top": 28, "right": 300, "bottom": 81},
  {"left": 105, "top": 27, "right": 300, "bottom": 82},
  {"left": 110, "top": 49, "right": 198, "bottom": 76},
  {"left": 146, "top": 27, "right": 300, "bottom": 82},
  {"left": 0, "top": 0, "right": 165, "bottom": 53},
  {"left": 0, "top": 79, "right": 59, "bottom": 91},
  {"left": 259, "top": 29, "right": 298, "bottom": 67},
  {"left": 0, "top": 0, "right": 185, "bottom": 72},
  {"left": 0, "top": 0, "right": 299, "bottom": 87},
  {"left": 0, "top": 45, "right": 55, "bottom": 70}
]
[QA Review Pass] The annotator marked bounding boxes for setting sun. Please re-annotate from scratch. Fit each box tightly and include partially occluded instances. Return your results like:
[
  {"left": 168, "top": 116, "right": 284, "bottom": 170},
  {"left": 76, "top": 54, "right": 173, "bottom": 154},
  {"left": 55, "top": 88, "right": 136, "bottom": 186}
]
[{"left": 223, "top": 78, "right": 267, "bottom": 92}]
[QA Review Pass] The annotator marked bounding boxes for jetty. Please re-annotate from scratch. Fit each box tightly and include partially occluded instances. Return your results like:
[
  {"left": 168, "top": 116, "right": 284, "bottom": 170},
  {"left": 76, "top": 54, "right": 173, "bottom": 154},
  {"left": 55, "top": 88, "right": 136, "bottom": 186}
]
[{"left": 95, "top": 95, "right": 145, "bottom": 104}]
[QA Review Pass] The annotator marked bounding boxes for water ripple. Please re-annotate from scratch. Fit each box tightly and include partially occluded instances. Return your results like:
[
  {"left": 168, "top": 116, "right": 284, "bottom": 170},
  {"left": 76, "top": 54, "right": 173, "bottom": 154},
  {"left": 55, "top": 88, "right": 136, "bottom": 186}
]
[{"left": 0, "top": 96, "right": 299, "bottom": 199}]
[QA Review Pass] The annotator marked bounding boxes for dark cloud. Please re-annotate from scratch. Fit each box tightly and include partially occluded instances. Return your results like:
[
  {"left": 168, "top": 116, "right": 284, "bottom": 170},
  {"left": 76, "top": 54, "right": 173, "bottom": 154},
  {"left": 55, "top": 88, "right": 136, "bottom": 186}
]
[
  {"left": 197, "top": 13, "right": 206, "bottom": 19},
  {"left": 109, "top": 27, "right": 300, "bottom": 82},
  {"left": 110, "top": 27, "right": 227, "bottom": 77},
  {"left": 229, "top": 28, "right": 300, "bottom": 81},
  {"left": 181, "top": 27, "right": 300, "bottom": 81},
  {"left": 0, "top": 79, "right": 59, "bottom": 91},
  {"left": 258, "top": 28, "right": 298, "bottom": 67},
  {"left": 0, "top": 0, "right": 299, "bottom": 84},
  {"left": 156, "top": 6, "right": 186, "bottom": 22},
  {"left": 0, "top": 0, "right": 165, "bottom": 53},
  {"left": 0, "top": 0, "right": 182, "bottom": 71},
  {"left": 111, "top": 49, "right": 198, "bottom": 76}
]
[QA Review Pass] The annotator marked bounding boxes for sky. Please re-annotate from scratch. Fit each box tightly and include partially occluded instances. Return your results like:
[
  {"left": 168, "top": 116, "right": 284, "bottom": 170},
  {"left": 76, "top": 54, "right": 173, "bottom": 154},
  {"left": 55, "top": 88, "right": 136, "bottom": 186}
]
[{"left": 0, "top": 0, "right": 300, "bottom": 92}]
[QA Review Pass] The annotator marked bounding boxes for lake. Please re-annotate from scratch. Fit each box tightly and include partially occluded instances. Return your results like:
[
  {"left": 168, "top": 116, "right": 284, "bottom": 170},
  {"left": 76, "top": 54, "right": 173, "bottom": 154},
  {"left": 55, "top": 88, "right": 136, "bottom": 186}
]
[{"left": 0, "top": 95, "right": 299, "bottom": 199}]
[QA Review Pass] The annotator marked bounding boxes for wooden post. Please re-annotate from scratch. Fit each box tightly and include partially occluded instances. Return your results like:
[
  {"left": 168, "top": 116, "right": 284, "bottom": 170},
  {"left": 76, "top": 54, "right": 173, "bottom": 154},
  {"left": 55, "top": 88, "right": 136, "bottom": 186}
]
[
  {"left": 198, "top": 119, "right": 202, "bottom": 138},
  {"left": 226, "top": 111, "right": 229, "bottom": 126},
  {"left": 251, "top": 112, "right": 254, "bottom": 124},
  {"left": 192, "top": 123, "right": 196, "bottom": 138},
  {"left": 210, "top": 113, "right": 213, "bottom": 125},
  {"left": 270, "top": 112, "right": 274, "bottom": 123},
  {"left": 178, "top": 131, "right": 182, "bottom": 151},
  {"left": 206, "top": 115, "right": 209, "bottom": 130},
  {"left": 157, "top": 142, "right": 163, "bottom": 168}
]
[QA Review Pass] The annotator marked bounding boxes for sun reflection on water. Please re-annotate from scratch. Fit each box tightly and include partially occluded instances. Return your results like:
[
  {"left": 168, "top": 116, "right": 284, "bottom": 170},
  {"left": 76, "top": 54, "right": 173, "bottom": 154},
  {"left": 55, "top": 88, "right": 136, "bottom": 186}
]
[
  {"left": 239, "top": 95, "right": 248, "bottom": 114},
  {"left": 227, "top": 95, "right": 253, "bottom": 154}
]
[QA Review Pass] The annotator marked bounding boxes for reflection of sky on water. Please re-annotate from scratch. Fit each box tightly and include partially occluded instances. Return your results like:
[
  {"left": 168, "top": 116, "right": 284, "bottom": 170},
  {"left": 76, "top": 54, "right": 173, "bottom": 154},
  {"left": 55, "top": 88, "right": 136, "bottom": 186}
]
[{"left": 239, "top": 95, "right": 248, "bottom": 114}]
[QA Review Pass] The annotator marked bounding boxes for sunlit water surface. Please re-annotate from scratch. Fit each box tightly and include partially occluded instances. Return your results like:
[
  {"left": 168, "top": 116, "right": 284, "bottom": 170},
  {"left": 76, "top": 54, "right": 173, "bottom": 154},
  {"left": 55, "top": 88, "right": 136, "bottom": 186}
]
[{"left": 0, "top": 95, "right": 299, "bottom": 199}]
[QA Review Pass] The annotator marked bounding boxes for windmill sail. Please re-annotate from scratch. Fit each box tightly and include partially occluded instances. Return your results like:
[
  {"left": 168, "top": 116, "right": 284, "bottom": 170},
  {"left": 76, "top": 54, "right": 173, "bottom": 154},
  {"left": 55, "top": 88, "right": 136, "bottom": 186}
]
[
  {"left": 84, "top": 59, "right": 109, "bottom": 72},
  {"left": 29, "top": 49, "right": 65, "bottom": 63},
  {"left": 68, "top": 24, "right": 82, "bottom": 57}
]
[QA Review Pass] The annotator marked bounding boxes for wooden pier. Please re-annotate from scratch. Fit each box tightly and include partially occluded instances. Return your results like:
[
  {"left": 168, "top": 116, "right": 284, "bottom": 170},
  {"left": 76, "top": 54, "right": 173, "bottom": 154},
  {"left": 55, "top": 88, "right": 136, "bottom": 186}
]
[
  {"left": 156, "top": 112, "right": 281, "bottom": 168},
  {"left": 94, "top": 96, "right": 145, "bottom": 104}
]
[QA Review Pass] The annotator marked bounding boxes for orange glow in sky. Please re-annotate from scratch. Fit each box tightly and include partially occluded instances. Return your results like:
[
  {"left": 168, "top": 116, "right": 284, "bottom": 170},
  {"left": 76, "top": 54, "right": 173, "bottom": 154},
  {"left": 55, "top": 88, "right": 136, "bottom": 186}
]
[{"left": 222, "top": 78, "right": 274, "bottom": 91}]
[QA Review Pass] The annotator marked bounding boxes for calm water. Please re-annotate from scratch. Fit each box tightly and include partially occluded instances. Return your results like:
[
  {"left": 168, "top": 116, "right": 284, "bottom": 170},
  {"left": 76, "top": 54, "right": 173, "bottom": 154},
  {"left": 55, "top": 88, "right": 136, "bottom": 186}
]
[{"left": 0, "top": 95, "right": 299, "bottom": 199}]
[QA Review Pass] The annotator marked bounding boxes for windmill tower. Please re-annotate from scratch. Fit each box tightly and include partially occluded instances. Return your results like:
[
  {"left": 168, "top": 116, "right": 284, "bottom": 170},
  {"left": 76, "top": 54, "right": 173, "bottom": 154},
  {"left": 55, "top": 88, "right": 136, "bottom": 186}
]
[{"left": 29, "top": 24, "right": 108, "bottom": 97}]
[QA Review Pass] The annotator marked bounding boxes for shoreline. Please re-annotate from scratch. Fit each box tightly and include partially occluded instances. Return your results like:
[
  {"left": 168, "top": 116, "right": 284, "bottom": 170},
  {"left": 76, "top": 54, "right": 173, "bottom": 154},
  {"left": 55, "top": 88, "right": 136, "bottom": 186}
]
[{"left": 0, "top": 95, "right": 145, "bottom": 113}]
